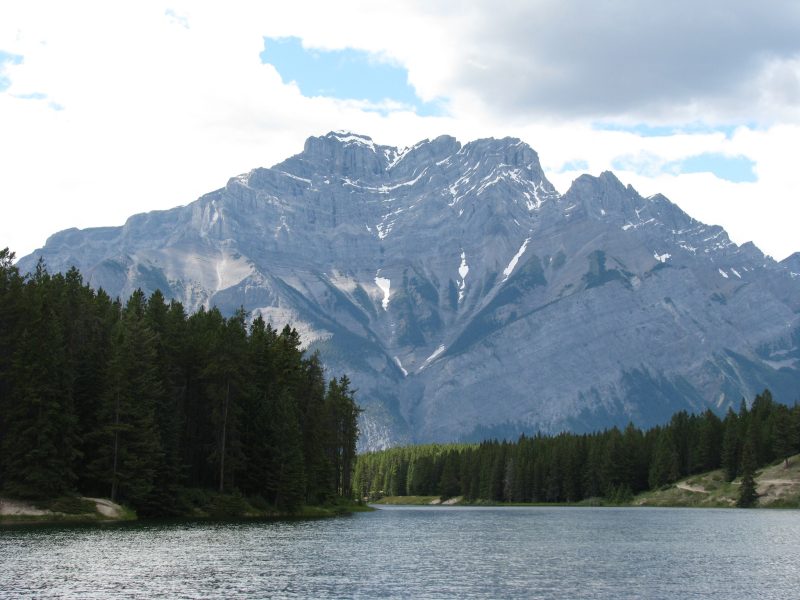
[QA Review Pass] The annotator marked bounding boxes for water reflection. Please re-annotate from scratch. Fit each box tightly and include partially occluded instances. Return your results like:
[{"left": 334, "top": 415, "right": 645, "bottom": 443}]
[{"left": 1, "top": 506, "right": 798, "bottom": 599}]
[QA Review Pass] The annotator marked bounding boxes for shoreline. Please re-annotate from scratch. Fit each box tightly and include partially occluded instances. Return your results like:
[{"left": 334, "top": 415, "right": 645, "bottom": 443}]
[
  {"left": 371, "top": 459, "right": 800, "bottom": 510},
  {"left": 0, "top": 495, "right": 372, "bottom": 526}
]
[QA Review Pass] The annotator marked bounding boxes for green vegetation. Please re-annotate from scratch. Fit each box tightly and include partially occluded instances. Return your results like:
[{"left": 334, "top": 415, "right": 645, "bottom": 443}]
[
  {"left": 373, "top": 495, "right": 440, "bottom": 505},
  {"left": 0, "top": 249, "right": 360, "bottom": 519},
  {"left": 356, "top": 390, "right": 800, "bottom": 508},
  {"left": 636, "top": 454, "right": 800, "bottom": 508},
  {"left": 0, "top": 495, "right": 138, "bottom": 523},
  {"left": 45, "top": 496, "right": 99, "bottom": 515}
]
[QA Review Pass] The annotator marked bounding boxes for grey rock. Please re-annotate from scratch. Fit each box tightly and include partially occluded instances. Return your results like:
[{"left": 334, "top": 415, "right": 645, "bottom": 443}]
[{"left": 19, "top": 132, "right": 800, "bottom": 449}]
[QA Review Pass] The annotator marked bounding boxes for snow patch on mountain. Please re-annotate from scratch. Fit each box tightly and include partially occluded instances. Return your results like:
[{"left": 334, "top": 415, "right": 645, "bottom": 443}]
[
  {"left": 329, "top": 131, "right": 376, "bottom": 151},
  {"left": 394, "top": 356, "right": 408, "bottom": 377},
  {"left": 375, "top": 275, "right": 391, "bottom": 310},
  {"left": 421, "top": 345, "right": 446, "bottom": 370},
  {"left": 458, "top": 251, "right": 469, "bottom": 302},
  {"left": 654, "top": 252, "right": 671, "bottom": 263},
  {"left": 503, "top": 238, "right": 530, "bottom": 281}
]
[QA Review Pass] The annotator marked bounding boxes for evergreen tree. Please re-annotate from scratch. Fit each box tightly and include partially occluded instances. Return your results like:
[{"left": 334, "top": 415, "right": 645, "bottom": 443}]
[
  {"left": 88, "top": 291, "right": 164, "bottom": 511},
  {"left": 269, "top": 389, "right": 306, "bottom": 511},
  {"left": 0, "top": 249, "right": 24, "bottom": 490},
  {"left": 0, "top": 256, "right": 363, "bottom": 513},
  {"left": 770, "top": 404, "right": 794, "bottom": 468},
  {"left": 649, "top": 430, "right": 680, "bottom": 489},
  {"left": 324, "top": 375, "right": 360, "bottom": 498},
  {"left": 142, "top": 290, "right": 185, "bottom": 513},
  {"left": 721, "top": 409, "right": 740, "bottom": 482},
  {"left": 737, "top": 429, "right": 759, "bottom": 508},
  {"left": 439, "top": 451, "right": 461, "bottom": 499},
  {"left": 2, "top": 261, "right": 79, "bottom": 499},
  {"left": 203, "top": 307, "right": 247, "bottom": 493}
]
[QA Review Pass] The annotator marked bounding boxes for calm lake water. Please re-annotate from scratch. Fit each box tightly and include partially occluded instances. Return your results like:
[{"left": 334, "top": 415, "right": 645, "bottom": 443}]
[{"left": 1, "top": 506, "right": 798, "bottom": 599}]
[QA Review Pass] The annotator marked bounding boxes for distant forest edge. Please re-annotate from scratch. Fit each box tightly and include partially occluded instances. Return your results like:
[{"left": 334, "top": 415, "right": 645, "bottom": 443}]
[
  {"left": 0, "top": 249, "right": 360, "bottom": 517},
  {"left": 354, "top": 389, "right": 798, "bottom": 508}
]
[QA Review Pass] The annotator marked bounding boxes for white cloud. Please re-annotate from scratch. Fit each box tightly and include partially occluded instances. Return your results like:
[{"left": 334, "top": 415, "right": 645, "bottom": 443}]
[{"left": 0, "top": 1, "right": 797, "bottom": 261}]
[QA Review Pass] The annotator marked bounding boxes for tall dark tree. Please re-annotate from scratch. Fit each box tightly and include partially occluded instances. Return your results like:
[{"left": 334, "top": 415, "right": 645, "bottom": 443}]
[
  {"left": 0, "top": 255, "right": 363, "bottom": 514},
  {"left": 0, "top": 248, "right": 24, "bottom": 490},
  {"left": 324, "top": 375, "right": 361, "bottom": 498},
  {"left": 649, "top": 429, "right": 680, "bottom": 489},
  {"left": 2, "top": 262, "right": 78, "bottom": 498},
  {"left": 203, "top": 308, "right": 247, "bottom": 493},
  {"left": 268, "top": 388, "right": 306, "bottom": 511},
  {"left": 737, "top": 427, "right": 759, "bottom": 508},
  {"left": 721, "top": 409, "right": 740, "bottom": 482},
  {"left": 87, "top": 291, "right": 165, "bottom": 511}
]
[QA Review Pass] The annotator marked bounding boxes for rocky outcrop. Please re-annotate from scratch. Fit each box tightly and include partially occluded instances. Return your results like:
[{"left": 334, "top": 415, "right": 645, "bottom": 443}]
[{"left": 19, "top": 132, "right": 800, "bottom": 449}]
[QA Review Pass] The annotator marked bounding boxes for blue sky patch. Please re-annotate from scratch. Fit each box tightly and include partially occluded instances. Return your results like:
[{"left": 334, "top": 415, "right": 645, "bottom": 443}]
[
  {"left": 666, "top": 153, "right": 757, "bottom": 183},
  {"left": 612, "top": 152, "right": 757, "bottom": 183},
  {"left": 0, "top": 50, "right": 23, "bottom": 92},
  {"left": 260, "top": 37, "right": 441, "bottom": 116},
  {"left": 593, "top": 122, "right": 744, "bottom": 139},
  {"left": 14, "top": 92, "right": 47, "bottom": 100},
  {"left": 557, "top": 159, "right": 589, "bottom": 172}
]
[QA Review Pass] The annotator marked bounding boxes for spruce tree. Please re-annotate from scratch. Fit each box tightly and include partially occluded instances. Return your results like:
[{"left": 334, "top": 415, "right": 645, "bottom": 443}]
[
  {"left": 737, "top": 432, "right": 759, "bottom": 508},
  {"left": 88, "top": 291, "right": 164, "bottom": 511},
  {"left": 2, "top": 261, "right": 79, "bottom": 499},
  {"left": 649, "top": 430, "right": 680, "bottom": 489},
  {"left": 721, "top": 409, "right": 739, "bottom": 482},
  {"left": 269, "top": 389, "right": 306, "bottom": 511}
]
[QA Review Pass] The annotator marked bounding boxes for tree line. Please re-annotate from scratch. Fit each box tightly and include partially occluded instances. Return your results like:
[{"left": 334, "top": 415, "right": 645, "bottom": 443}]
[
  {"left": 0, "top": 249, "right": 360, "bottom": 515},
  {"left": 354, "top": 389, "right": 799, "bottom": 507}
]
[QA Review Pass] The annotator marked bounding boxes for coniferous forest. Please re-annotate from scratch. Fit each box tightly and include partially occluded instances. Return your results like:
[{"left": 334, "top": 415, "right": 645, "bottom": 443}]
[
  {"left": 354, "top": 389, "right": 800, "bottom": 507},
  {"left": 0, "top": 249, "right": 360, "bottom": 516}
]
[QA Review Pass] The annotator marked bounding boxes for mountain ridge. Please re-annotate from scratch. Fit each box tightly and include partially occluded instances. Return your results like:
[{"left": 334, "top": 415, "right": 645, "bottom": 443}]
[{"left": 18, "top": 131, "right": 800, "bottom": 449}]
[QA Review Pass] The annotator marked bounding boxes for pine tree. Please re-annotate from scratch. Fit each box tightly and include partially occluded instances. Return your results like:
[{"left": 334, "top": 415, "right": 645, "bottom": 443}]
[
  {"left": 2, "top": 261, "right": 79, "bottom": 499},
  {"left": 737, "top": 430, "right": 759, "bottom": 508},
  {"left": 88, "top": 291, "right": 164, "bottom": 511},
  {"left": 649, "top": 430, "right": 680, "bottom": 489},
  {"left": 203, "top": 308, "right": 247, "bottom": 493},
  {"left": 439, "top": 451, "right": 461, "bottom": 499},
  {"left": 770, "top": 404, "right": 794, "bottom": 468},
  {"left": 0, "top": 248, "right": 24, "bottom": 491},
  {"left": 297, "top": 353, "right": 330, "bottom": 504},
  {"left": 269, "top": 388, "right": 306, "bottom": 511},
  {"left": 721, "top": 409, "right": 739, "bottom": 482},
  {"left": 694, "top": 410, "right": 723, "bottom": 473},
  {"left": 142, "top": 290, "right": 185, "bottom": 513}
]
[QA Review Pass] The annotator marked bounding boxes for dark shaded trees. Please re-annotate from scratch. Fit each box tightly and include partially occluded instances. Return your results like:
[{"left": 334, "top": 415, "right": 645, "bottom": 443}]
[
  {"left": 0, "top": 257, "right": 361, "bottom": 514},
  {"left": 355, "top": 389, "right": 799, "bottom": 508}
]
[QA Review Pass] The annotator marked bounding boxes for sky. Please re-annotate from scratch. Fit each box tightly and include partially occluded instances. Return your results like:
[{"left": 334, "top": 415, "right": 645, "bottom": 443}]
[{"left": 1, "top": 1, "right": 799, "bottom": 261}]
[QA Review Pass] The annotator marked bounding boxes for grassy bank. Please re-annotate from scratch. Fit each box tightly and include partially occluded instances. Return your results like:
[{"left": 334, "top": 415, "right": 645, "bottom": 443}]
[
  {"left": 0, "top": 496, "right": 137, "bottom": 524},
  {"left": 636, "top": 455, "right": 800, "bottom": 508},
  {"left": 1, "top": 493, "right": 371, "bottom": 525}
]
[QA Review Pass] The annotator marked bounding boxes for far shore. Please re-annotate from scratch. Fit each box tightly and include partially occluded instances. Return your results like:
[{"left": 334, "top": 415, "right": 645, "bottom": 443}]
[{"left": 371, "top": 456, "right": 800, "bottom": 510}]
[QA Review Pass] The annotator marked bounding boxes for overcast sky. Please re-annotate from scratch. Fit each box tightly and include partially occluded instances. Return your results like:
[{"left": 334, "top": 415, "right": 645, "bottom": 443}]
[{"left": 1, "top": 1, "right": 799, "bottom": 260}]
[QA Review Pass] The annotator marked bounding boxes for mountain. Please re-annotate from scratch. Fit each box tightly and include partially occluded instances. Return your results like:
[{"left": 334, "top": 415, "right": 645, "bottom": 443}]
[{"left": 18, "top": 132, "right": 800, "bottom": 449}]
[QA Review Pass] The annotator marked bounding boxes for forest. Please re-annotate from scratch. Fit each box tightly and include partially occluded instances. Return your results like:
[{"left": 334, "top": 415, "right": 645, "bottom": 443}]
[
  {"left": 354, "top": 389, "right": 799, "bottom": 508},
  {"left": 0, "top": 248, "right": 360, "bottom": 516}
]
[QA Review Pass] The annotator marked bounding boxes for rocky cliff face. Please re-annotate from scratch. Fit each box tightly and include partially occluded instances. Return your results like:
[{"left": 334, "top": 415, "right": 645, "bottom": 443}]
[{"left": 20, "top": 132, "right": 800, "bottom": 449}]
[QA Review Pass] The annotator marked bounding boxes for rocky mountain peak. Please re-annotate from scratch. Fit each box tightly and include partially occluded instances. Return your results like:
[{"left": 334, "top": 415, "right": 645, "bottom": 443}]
[
  {"left": 277, "top": 131, "right": 389, "bottom": 179},
  {"left": 781, "top": 251, "right": 800, "bottom": 270},
  {"left": 563, "top": 171, "right": 642, "bottom": 217},
  {"left": 16, "top": 132, "right": 800, "bottom": 450}
]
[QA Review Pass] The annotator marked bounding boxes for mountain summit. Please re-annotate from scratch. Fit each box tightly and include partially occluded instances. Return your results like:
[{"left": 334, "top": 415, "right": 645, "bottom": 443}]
[{"left": 20, "top": 132, "right": 800, "bottom": 449}]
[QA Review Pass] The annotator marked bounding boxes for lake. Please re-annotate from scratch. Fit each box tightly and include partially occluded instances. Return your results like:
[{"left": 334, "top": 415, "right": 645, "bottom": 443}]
[{"left": 1, "top": 506, "right": 798, "bottom": 598}]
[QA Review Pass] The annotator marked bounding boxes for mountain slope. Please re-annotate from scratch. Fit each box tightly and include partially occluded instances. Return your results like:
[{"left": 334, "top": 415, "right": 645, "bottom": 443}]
[{"left": 19, "top": 132, "right": 800, "bottom": 449}]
